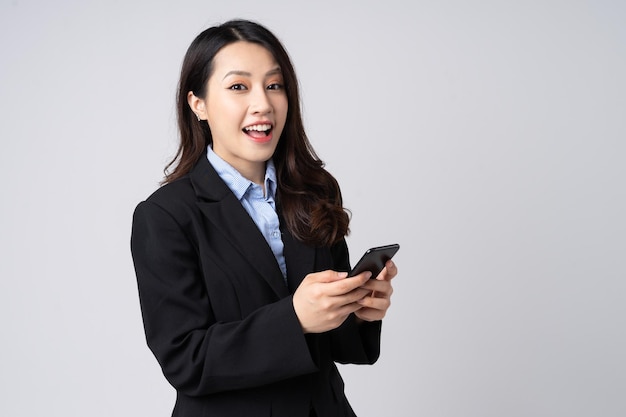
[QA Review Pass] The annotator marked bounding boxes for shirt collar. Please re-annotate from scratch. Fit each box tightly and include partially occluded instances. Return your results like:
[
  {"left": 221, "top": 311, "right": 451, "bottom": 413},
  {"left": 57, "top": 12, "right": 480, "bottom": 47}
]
[{"left": 207, "top": 146, "right": 277, "bottom": 201}]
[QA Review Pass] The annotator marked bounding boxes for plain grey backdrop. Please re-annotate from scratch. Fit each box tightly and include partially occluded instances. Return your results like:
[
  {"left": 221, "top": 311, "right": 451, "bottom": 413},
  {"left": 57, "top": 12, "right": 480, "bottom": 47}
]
[{"left": 1, "top": 0, "right": 624, "bottom": 416}]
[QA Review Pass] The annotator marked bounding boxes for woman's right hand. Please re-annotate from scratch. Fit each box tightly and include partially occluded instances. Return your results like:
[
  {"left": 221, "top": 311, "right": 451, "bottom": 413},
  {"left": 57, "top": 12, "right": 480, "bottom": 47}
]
[{"left": 292, "top": 270, "right": 372, "bottom": 334}]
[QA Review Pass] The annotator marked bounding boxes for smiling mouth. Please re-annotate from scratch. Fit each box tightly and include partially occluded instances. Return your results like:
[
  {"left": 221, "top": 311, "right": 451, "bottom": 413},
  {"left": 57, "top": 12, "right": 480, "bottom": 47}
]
[{"left": 243, "top": 123, "right": 273, "bottom": 138}]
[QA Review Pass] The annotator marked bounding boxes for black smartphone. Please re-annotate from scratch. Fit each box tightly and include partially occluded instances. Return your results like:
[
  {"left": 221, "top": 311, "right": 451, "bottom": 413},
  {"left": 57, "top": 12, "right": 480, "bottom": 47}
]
[{"left": 347, "top": 244, "right": 400, "bottom": 278}]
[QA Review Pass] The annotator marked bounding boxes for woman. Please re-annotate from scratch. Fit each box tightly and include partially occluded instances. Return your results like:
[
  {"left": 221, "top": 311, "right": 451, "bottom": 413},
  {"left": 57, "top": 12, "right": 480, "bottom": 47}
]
[{"left": 131, "top": 19, "right": 397, "bottom": 417}]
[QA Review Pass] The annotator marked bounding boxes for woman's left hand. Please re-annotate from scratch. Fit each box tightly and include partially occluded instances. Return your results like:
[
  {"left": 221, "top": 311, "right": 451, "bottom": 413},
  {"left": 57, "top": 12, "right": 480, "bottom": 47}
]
[{"left": 354, "top": 260, "right": 397, "bottom": 322}]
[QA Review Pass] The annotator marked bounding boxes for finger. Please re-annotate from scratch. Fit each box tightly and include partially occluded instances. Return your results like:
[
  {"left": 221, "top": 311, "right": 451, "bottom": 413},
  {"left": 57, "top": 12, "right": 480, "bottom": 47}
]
[
  {"left": 345, "top": 287, "right": 373, "bottom": 304},
  {"left": 325, "top": 273, "right": 371, "bottom": 296},
  {"left": 355, "top": 307, "right": 386, "bottom": 322},
  {"left": 325, "top": 287, "right": 371, "bottom": 310},
  {"left": 360, "top": 279, "right": 393, "bottom": 297},
  {"left": 357, "top": 295, "right": 391, "bottom": 311},
  {"left": 377, "top": 260, "right": 398, "bottom": 281},
  {"left": 340, "top": 300, "right": 368, "bottom": 317},
  {"left": 307, "top": 270, "right": 349, "bottom": 284},
  {"left": 320, "top": 298, "right": 366, "bottom": 328}
]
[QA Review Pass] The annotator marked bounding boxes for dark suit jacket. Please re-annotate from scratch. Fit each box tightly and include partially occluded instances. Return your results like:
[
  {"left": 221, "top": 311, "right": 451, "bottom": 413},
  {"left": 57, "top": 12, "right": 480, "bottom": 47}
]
[{"left": 131, "top": 155, "right": 382, "bottom": 417}]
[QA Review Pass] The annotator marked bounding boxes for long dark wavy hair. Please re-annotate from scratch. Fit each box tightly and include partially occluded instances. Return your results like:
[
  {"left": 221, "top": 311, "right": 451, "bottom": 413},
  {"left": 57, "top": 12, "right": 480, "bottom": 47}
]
[{"left": 164, "top": 19, "right": 350, "bottom": 247}]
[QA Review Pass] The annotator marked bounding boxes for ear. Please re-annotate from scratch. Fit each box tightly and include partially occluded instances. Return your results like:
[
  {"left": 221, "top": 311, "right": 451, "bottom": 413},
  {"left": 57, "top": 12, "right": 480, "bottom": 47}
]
[{"left": 187, "top": 91, "right": 207, "bottom": 121}]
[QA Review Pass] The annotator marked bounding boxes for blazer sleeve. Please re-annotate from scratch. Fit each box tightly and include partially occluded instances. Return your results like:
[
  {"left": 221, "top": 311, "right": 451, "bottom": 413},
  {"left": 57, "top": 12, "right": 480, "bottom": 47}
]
[
  {"left": 130, "top": 200, "right": 318, "bottom": 397},
  {"left": 329, "top": 239, "right": 382, "bottom": 365}
]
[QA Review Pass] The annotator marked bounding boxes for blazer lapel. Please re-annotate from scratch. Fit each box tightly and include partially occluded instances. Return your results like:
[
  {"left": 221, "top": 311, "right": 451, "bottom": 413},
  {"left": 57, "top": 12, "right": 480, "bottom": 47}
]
[{"left": 190, "top": 154, "right": 289, "bottom": 298}]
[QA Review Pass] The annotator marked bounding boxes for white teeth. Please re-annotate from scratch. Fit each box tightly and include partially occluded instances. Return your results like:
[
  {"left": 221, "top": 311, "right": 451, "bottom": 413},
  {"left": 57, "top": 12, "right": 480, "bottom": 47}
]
[{"left": 244, "top": 124, "right": 271, "bottom": 132}]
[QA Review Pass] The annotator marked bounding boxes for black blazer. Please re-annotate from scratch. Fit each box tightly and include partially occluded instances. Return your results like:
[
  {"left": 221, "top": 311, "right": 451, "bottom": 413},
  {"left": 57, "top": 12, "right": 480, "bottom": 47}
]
[{"left": 131, "top": 155, "right": 381, "bottom": 417}]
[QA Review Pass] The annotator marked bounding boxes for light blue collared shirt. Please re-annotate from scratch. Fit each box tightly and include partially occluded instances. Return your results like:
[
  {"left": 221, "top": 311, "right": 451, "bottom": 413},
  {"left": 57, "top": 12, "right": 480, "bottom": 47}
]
[{"left": 207, "top": 147, "right": 287, "bottom": 281}]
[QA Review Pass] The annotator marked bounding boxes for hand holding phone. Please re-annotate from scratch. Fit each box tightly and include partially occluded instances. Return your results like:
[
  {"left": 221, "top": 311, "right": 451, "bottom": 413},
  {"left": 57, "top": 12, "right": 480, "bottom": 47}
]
[{"left": 348, "top": 244, "right": 400, "bottom": 279}]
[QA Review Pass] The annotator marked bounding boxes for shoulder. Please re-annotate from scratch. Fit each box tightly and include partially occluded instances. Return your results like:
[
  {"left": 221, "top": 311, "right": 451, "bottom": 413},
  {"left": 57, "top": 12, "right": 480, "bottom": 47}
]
[
  {"left": 134, "top": 175, "right": 199, "bottom": 225},
  {"left": 146, "top": 176, "right": 195, "bottom": 206}
]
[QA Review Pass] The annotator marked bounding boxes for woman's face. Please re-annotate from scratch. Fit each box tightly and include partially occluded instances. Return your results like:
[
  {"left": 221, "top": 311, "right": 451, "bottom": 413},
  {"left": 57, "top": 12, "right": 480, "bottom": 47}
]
[{"left": 191, "top": 41, "right": 288, "bottom": 183}]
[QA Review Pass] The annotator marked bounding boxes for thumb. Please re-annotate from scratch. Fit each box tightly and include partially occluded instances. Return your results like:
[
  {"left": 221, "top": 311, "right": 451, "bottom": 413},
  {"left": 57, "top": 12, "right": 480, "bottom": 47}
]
[{"left": 314, "top": 270, "right": 348, "bottom": 283}]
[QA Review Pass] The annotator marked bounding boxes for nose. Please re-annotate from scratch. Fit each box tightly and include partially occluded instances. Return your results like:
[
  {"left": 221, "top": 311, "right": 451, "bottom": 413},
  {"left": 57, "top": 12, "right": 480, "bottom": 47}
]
[{"left": 250, "top": 87, "right": 272, "bottom": 115}]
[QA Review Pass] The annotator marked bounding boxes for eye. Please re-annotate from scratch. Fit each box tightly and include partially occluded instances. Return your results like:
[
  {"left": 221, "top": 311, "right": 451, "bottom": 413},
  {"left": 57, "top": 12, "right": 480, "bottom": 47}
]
[
  {"left": 228, "top": 83, "right": 247, "bottom": 91},
  {"left": 267, "top": 83, "right": 284, "bottom": 91}
]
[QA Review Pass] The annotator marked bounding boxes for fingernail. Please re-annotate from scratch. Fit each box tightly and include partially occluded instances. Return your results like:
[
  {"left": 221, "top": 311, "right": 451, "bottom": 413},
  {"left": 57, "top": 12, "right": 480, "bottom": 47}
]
[{"left": 338, "top": 272, "right": 348, "bottom": 278}]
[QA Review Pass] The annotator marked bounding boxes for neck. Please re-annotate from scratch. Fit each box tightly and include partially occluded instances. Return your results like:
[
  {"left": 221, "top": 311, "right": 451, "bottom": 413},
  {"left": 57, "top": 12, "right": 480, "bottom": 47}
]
[{"left": 239, "top": 164, "right": 265, "bottom": 186}]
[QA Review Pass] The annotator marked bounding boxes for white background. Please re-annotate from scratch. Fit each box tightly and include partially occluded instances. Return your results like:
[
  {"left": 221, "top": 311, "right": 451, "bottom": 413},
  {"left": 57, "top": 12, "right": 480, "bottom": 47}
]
[{"left": 1, "top": 0, "right": 625, "bottom": 416}]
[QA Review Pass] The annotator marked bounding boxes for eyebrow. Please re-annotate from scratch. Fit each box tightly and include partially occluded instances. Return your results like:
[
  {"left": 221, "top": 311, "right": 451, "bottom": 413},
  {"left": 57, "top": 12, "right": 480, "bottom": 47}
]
[{"left": 222, "top": 67, "right": 282, "bottom": 80}]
